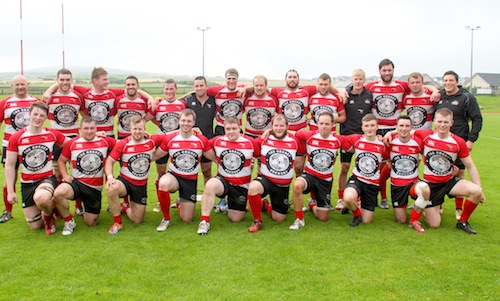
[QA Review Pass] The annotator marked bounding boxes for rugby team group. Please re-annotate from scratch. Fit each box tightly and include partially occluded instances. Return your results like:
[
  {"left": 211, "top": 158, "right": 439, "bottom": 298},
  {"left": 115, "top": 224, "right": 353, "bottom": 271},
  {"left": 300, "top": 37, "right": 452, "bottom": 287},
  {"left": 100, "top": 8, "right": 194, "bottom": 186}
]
[{"left": 0, "top": 58, "right": 486, "bottom": 236}]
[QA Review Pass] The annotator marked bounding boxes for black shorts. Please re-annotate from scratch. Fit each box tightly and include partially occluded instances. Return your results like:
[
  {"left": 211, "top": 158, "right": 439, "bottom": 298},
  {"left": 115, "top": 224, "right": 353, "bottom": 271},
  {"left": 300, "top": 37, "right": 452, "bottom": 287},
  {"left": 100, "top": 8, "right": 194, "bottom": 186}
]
[
  {"left": 454, "top": 157, "right": 465, "bottom": 170},
  {"left": 117, "top": 176, "right": 147, "bottom": 205},
  {"left": 168, "top": 172, "right": 197, "bottom": 202},
  {"left": 2, "top": 146, "right": 20, "bottom": 169},
  {"left": 21, "top": 176, "right": 57, "bottom": 209},
  {"left": 390, "top": 180, "right": 419, "bottom": 208},
  {"left": 215, "top": 175, "right": 247, "bottom": 212},
  {"left": 68, "top": 180, "right": 102, "bottom": 214},
  {"left": 156, "top": 153, "right": 170, "bottom": 165},
  {"left": 340, "top": 150, "right": 354, "bottom": 163},
  {"left": 200, "top": 155, "right": 212, "bottom": 164},
  {"left": 377, "top": 128, "right": 395, "bottom": 136},
  {"left": 298, "top": 173, "right": 332, "bottom": 208},
  {"left": 426, "top": 177, "right": 462, "bottom": 208},
  {"left": 346, "top": 175, "right": 379, "bottom": 211},
  {"left": 254, "top": 176, "right": 290, "bottom": 215}
]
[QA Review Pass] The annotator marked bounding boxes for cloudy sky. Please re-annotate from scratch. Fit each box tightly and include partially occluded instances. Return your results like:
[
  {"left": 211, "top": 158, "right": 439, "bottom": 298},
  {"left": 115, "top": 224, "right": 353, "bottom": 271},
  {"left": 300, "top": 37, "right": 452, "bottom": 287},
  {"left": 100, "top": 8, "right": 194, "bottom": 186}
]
[{"left": 1, "top": 0, "right": 499, "bottom": 79}]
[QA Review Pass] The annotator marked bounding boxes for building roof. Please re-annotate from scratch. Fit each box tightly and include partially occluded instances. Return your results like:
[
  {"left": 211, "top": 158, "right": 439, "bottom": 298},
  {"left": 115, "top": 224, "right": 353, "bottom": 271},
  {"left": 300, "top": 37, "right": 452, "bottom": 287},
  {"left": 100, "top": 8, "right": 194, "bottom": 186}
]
[{"left": 475, "top": 73, "right": 500, "bottom": 87}]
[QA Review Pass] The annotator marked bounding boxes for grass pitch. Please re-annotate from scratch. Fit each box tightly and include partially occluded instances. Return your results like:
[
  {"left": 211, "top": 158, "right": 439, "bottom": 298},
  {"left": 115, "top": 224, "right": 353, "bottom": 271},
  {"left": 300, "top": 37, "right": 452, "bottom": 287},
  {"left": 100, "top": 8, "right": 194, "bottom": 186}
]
[{"left": 0, "top": 95, "right": 498, "bottom": 300}]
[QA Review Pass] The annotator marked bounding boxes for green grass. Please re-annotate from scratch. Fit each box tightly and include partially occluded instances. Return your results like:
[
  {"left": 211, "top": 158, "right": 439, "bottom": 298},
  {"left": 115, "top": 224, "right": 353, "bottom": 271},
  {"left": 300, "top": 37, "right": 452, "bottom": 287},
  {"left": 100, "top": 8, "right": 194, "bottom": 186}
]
[{"left": 0, "top": 97, "right": 498, "bottom": 300}]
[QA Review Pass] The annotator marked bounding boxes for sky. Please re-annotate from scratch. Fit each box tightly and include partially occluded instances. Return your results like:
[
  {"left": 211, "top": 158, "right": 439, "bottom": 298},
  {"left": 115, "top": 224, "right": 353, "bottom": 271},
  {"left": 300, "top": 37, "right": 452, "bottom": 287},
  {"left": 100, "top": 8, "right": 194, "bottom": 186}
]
[{"left": 1, "top": 0, "right": 499, "bottom": 80}]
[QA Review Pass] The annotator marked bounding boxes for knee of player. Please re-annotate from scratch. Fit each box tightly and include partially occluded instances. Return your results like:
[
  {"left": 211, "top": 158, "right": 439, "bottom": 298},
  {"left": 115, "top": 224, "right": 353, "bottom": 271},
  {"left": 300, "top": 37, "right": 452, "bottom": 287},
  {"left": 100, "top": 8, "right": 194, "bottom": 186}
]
[
  {"left": 53, "top": 185, "right": 70, "bottom": 199},
  {"left": 293, "top": 179, "right": 306, "bottom": 193},
  {"left": 247, "top": 181, "right": 262, "bottom": 196},
  {"left": 470, "top": 184, "right": 483, "bottom": 198}
]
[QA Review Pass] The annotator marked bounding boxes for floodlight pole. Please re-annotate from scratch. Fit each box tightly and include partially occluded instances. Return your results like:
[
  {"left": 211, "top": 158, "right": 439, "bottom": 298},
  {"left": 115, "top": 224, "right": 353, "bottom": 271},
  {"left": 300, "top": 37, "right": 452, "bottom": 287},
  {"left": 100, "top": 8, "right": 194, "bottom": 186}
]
[
  {"left": 465, "top": 26, "right": 480, "bottom": 94},
  {"left": 197, "top": 27, "right": 210, "bottom": 77}
]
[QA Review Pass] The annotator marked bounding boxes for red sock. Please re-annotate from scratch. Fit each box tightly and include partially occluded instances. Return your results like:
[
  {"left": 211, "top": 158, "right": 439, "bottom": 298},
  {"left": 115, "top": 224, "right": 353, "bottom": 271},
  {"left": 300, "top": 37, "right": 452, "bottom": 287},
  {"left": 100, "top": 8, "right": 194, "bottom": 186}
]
[
  {"left": 455, "top": 197, "right": 464, "bottom": 210},
  {"left": 113, "top": 215, "right": 122, "bottom": 224},
  {"left": 123, "top": 195, "right": 130, "bottom": 205},
  {"left": 379, "top": 164, "right": 390, "bottom": 199},
  {"left": 310, "top": 190, "right": 316, "bottom": 200},
  {"left": 409, "top": 209, "right": 422, "bottom": 223},
  {"left": 75, "top": 198, "right": 83, "bottom": 209},
  {"left": 295, "top": 210, "right": 304, "bottom": 220},
  {"left": 338, "top": 189, "right": 344, "bottom": 200},
  {"left": 265, "top": 202, "right": 273, "bottom": 218},
  {"left": 43, "top": 213, "right": 53, "bottom": 223},
  {"left": 459, "top": 200, "right": 478, "bottom": 223},
  {"left": 158, "top": 190, "right": 171, "bottom": 220},
  {"left": 201, "top": 215, "right": 210, "bottom": 223},
  {"left": 3, "top": 187, "right": 12, "bottom": 212},
  {"left": 309, "top": 202, "right": 317, "bottom": 211},
  {"left": 352, "top": 208, "right": 362, "bottom": 217},
  {"left": 63, "top": 214, "right": 73, "bottom": 222},
  {"left": 248, "top": 194, "right": 263, "bottom": 221},
  {"left": 120, "top": 202, "right": 130, "bottom": 214}
]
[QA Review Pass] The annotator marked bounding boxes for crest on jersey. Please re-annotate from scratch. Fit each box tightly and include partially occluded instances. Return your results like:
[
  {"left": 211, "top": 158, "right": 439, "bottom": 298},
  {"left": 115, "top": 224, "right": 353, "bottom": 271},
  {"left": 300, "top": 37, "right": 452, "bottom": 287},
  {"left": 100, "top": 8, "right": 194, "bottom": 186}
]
[
  {"left": 266, "top": 149, "right": 292, "bottom": 176},
  {"left": 221, "top": 149, "right": 245, "bottom": 174},
  {"left": 312, "top": 105, "right": 334, "bottom": 124},
  {"left": 282, "top": 100, "right": 304, "bottom": 123},
  {"left": 310, "top": 149, "right": 335, "bottom": 172},
  {"left": 392, "top": 154, "right": 418, "bottom": 176},
  {"left": 426, "top": 150, "right": 452, "bottom": 175},
  {"left": 160, "top": 112, "right": 180, "bottom": 133},
  {"left": 407, "top": 106, "right": 426, "bottom": 129},
  {"left": 22, "top": 145, "right": 50, "bottom": 172},
  {"left": 76, "top": 150, "right": 104, "bottom": 175},
  {"left": 374, "top": 94, "right": 398, "bottom": 117},
  {"left": 119, "top": 111, "right": 142, "bottom": 132},
  {"left": 12, "top": 108, "right": 30, "bottom": 130},
  {"left": 247, "top": 108, "right": 271, "bottom": 130},
  {"left": 88, "top": 102, "right": 110, "bottom": 124},
  {"left": 128, "top": 153, "right": 151, "bottom": 177},
  {"left": 54, "top": 105, "right": 78, "bottom": 127},
  {"left": 220, "top": 99, "right": 242, "bottom": 118},
  {"left": 173, "top": 150, "right": 198, "bottom": 173},
  {"left": 356, "top": 152, "right": 378, "bottom": 177}
]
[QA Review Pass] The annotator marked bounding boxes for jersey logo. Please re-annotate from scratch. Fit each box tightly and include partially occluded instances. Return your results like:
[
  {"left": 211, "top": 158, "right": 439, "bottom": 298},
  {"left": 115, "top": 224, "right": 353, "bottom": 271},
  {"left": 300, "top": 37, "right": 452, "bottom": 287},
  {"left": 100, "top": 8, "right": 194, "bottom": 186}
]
[
  {"left": 128, "top": 153, "right": 151, "bottom": 177},
  {"left": 76, "top": 150, "right": 104, "bottom": 175},
  {"left": 54, "top": 105, "right": 78, "bottom": 127},
  {"left": 374, "top": 94, "right": 398, "bottom": 117},
  {"left": 120, "top": 111, "right": 142, "bottom": 132},
  {"left": 310, "top": 149, "right": 335, "bottom": 172},
  {"left": 173, "top": 150, "right": 198, "bottom": 173},
  {"left": 11, "top": 108, "right": 30, "bottom": 130},
  {"left": 426, "top": 150, "right": 452, "bottom": 175},
  {"left": 282, "top": 100, "right": 304, "bottom": 123},
  {"left": 266, "top": 149, "right": 292, "bottom": 176},
  {"left": 356, "top": 152, "right": 378, "bottom": 177},
  {"left": 393, "top": 154, "right": 418, "bottom": 176},
  {"left": 88, "top": 102, "right": 110, "bottom": 124},
  {"left": 22, "top": 145, "right": 50, "bottom": 172},
  {"left": 221, "top": 149, "right": 245, "bottom": 174}
]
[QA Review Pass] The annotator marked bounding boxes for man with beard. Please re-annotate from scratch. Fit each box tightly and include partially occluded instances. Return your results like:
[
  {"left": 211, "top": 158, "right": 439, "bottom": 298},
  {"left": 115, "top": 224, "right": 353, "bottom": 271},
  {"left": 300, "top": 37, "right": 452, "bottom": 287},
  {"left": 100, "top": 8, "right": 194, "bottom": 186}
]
[
  {"left": 207, "top": 68, "right": 245, "bottom": 137},
  {"left": 366, "top": 59, "right": 438, "bottom": 210},
  {"left": 289, "top": 112, "right": 350, "bottom": 230},
  {"left": 196, "top": 117, "right": 260, "bottom": 235},
  {"left": 105, "top": 116, "right": 164, "bottom": 235},
  {"left": 384, "top": 108, "right": 485, "bottom": 234},
  {"left": 246, "top": 114, "right": 300, "bottom": 233},
  {"left": 53, "top": 116, "right": 116, "bottom": 235},
  {"left": 115, "top": 75, "right": 154, "bottom": 139},
  {"left": 152, "top": 109, "right": 215, "bottom": 232},
  {"left": 183, "top": 76, "right": 217, "bottom": 185},
  {"left": 403, "top": 72, "right": 435, "bottom": 130},
  {"left": 435, "top": 71, "right": 483, "bottom": 220},
  {"left": 5, "top": 102, "right": 68, "bottom": 234},
  {"left": 308, "top": 73, "right": 346, "bottom": 132},
  {"left": 0, "top": 75, "right": 40, "bottom": 223}
]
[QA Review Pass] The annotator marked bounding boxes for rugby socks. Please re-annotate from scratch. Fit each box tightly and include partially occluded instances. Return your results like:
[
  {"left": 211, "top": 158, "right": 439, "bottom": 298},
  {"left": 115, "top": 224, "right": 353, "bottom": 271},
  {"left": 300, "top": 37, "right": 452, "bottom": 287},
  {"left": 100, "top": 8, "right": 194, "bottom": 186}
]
[
  {"left": 120, "top": 202, "right": 130, "bottom": 214},
  {"left": 123, "top": 195, "right": 130, "bottom": 206},
  {"left": 295, "top": 210, "right": 304, "bottom": 220},
  {"left": 265, "top": 202, "right": 273, "bottom": 218},
  {"left": 63, "top": 214, "right": 73, "bottom": 222},
  {"left": 113, "top": 215, "right": 122, "bottom": 224},
  {"left": 455, "top": 197, "right": 464, "bottom": 210},
  {"left": 352, "top": 207, "right": 362, "bottom": 217},
  {"left": 158, "top": 190, "right": 171, "bottom": 220},
  {"left": 379, "top": 164, "right": 390, "bottom": 199},
  {"left": 3, "top": 186, "right": 12, "bottom": 213},
  {"left": 75, "top": 198, "right": 83, "bottom": 210},
  {"left": 338, "top": 189, "right": 344, "bottom": 200},
  {"left": 309, "top": 202, "right": 317, "bottom": 211},
  {"left": 248, "top": 194, "right": 263, "bottom": 221},
  {"left": 409, "top": 209, "right": 422, "bottom": 224},
  {"left": 459, "top": 200, "right": 478, "bottom": 223},
  {"left": 201, "top": 215, "right": 210, "bottom": 223}
]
